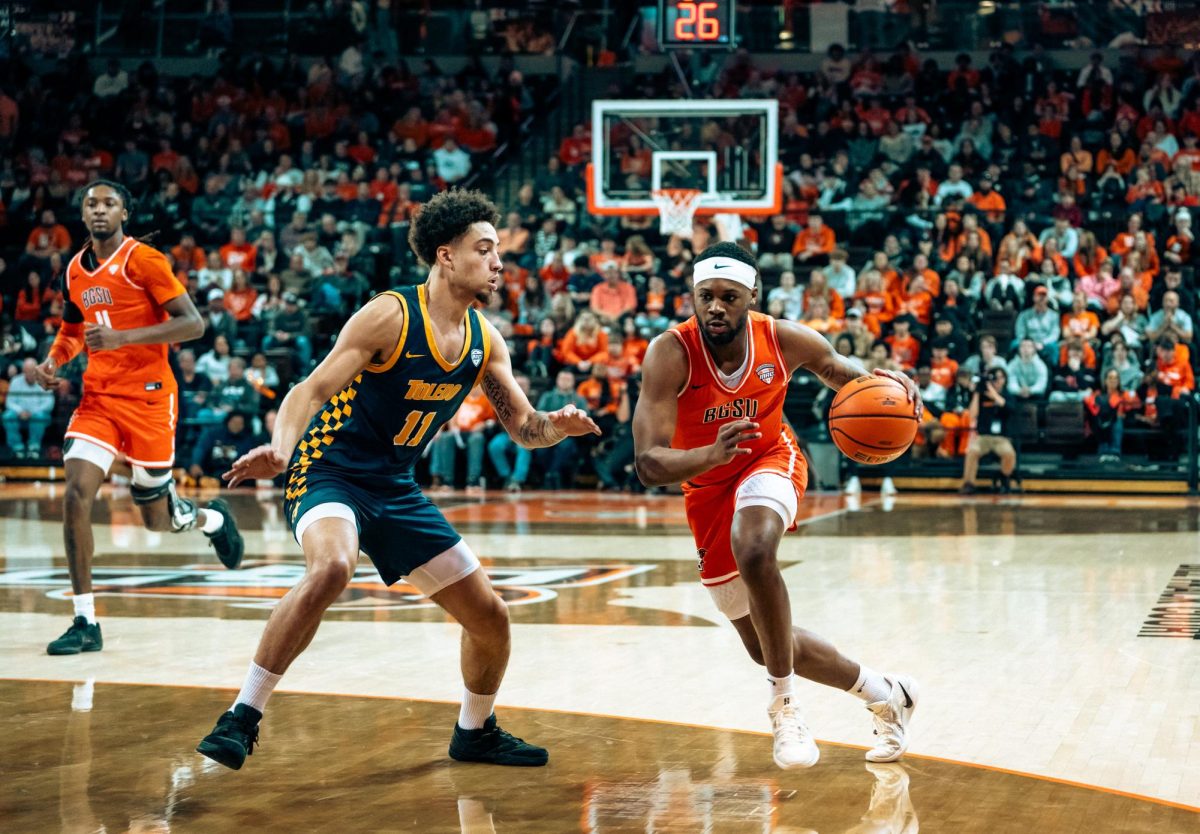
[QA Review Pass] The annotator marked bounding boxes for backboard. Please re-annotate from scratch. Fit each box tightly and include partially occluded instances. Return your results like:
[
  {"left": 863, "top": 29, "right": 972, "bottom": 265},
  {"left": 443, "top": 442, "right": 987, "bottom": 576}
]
[{"left": 586, "top": 98, "right": 781, "bottom": 218}]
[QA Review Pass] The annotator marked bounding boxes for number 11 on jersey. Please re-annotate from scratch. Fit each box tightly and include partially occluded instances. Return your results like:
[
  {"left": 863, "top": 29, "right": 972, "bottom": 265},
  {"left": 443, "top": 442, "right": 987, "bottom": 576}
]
[
  {"left": 393, "top": 410, "right": 437, "bottom": 447},
  {"left": 94, "top": 310, "right": 114, "bottom": 328}
]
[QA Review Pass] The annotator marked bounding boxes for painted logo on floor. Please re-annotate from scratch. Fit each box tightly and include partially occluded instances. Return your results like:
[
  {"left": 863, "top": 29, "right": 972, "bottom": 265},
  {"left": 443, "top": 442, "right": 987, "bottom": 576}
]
[
  {"left": 0, "top": 563, "right": 656, "bottom": 612},
  {"left": 1139, "top": 564, "right": 1200, "bottom": 639}
]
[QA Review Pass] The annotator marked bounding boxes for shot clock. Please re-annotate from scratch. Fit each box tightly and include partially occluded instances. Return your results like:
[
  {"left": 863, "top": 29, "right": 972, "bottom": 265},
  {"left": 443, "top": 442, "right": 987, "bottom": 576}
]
[{"left": 657, "top": 0, "right": 736, "bottom": 48}]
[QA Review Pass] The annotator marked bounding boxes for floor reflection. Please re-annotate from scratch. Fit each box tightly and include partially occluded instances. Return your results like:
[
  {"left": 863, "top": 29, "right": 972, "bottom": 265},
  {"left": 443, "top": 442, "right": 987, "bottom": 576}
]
[{"left": 3, "top": 680, "right": 1188, "bottom": 834}]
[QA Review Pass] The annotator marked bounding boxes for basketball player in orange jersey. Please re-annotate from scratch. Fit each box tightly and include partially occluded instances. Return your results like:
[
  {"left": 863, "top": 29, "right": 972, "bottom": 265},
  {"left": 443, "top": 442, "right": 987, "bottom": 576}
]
[
  {"left": 634, "top": 242, "right": 923, "bottom": 770},
  {"left": 34, "top": 180, "right": 244, "bottom": 656}
]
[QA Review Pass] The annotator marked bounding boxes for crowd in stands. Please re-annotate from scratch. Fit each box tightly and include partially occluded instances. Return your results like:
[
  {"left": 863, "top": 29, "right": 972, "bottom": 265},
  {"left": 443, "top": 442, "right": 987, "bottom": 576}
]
[{"left": 0, "top": 40, "right": 1198, "bottom": 491}]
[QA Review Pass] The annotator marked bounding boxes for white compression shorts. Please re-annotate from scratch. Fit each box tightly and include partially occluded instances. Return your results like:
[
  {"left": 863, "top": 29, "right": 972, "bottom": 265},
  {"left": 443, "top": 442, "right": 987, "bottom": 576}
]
[{"left": 293, "top": 502, "right": 481, "bottom": 598}]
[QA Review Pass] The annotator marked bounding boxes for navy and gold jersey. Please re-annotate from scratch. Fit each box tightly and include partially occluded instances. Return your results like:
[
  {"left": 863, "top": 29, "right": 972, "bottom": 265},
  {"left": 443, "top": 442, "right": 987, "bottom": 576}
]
[{"left": 285, "top": 284, "right": 492, "bottom": 496}]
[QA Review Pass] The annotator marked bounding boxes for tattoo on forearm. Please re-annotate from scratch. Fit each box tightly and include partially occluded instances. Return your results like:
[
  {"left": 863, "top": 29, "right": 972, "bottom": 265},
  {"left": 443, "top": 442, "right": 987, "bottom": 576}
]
[
  {"left": 517, "top": 413, "right": 565, "bottom": 448},
  {"left": 481, "top": 372, "right": 513, "bottom": 424}
]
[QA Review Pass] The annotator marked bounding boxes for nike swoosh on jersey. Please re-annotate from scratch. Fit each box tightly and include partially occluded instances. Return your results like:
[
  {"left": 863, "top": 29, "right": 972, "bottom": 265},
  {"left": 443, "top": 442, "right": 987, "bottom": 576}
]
[{"left": 405, "top": 351, "right": 425, "bottom": 358}]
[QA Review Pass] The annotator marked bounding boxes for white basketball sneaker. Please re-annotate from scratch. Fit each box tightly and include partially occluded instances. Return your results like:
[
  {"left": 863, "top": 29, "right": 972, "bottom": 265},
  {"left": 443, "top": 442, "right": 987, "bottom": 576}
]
[
  {"left": 865, "top": 675, "right": 919, "bottom": 763},
  {"left": 843, "top": 475, "right": 862, "bottom": 495},
  {"left": 881, "top": 476, "right": 898, "bottom": 496},
  {"left": 768, "top": 694, "right": 820, "bottom": 769}
]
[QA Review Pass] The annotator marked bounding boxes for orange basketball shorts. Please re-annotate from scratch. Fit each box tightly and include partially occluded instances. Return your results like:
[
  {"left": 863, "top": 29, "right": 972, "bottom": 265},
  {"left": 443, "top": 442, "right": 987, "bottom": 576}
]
[
  {"left": 682, "top": 440, "right": 809, "bottom": 588},
  {"left": 65, "top": 390, "right": 178, "bottom": 468}
]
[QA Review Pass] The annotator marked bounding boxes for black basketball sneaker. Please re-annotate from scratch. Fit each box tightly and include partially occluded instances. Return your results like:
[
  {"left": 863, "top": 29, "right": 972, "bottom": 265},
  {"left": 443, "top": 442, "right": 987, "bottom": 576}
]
[
  {"left": 47, "top": 616, "right": 103, "bottom": 655},
  {"left": 449, "top": 714, "right": 549, "bottom": 766},
  {"left": 204, "top": 498, "right": 244, "bottom": 569},
  {"left": 197, "top": 703, "right": 262, "bottom": 770}
]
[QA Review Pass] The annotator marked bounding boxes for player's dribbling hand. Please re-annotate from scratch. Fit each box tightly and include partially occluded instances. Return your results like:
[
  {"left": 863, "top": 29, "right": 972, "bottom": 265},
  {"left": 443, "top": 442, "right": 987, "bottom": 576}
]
[
  {"left": 223, "top": 445, "right": 288, "bottom": 488},
  {"left": 84, "top": 323, "right": 127, "bottom": 351},
  {"left": 872, "top": 369, "right": 924, "bottom": 420},
  {"left": 707, "top": 420, "right": 761, "bottom": 467},
  {"left": 547, "top": 403, "right": 602, "bottom": 438},
  {"left": 33, "top": 358, "right": 63, "bottom": 391}
]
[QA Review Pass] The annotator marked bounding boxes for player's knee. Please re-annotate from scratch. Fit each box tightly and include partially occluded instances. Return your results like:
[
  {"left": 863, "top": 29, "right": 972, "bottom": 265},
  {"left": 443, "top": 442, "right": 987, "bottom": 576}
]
[
  {"left": 734, "top": 541, "right": 778, "bottom": 578},
  {"left": 307, "top": 554, "right": 356, "bottom": 598},
  {"left": 470, "top": 594, "right": 510, "bottom": 639},
  {"left": 64, "top": 479, "right": 94, "bottom": 509}
]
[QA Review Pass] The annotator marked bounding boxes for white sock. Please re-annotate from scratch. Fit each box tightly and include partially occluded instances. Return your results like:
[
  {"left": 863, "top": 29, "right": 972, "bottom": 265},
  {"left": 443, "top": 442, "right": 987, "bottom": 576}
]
[
  {"left": 233, "top": 661, "right": 282, "bottom": 714},
  {"left": 849, "top": 665, "right": 892, "bottom": 704},
  {"left": 458, "top": 688, "right": 497, "bottom": 730},
  {"left": 73, "top": 593, "right": 96, "bottom": 624},
  {"left": 767, "top": 672, "right": 795, "bottom": 706},
  {"left": 200, "top": 509, "right": 225, "bottom": 534}
]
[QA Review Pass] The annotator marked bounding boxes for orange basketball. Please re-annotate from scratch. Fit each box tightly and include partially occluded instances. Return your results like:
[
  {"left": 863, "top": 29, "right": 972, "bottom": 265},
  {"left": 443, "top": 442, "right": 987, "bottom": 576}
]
[{"left": 828, "top": 376, "right": 918, "bottom": 465}]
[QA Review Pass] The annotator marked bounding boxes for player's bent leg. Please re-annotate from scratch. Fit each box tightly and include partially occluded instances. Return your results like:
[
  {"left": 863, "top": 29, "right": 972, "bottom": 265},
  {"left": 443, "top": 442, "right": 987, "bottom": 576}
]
[
  {"left": 729, "top": 505, "right": 792, "bottom": 677},
  {"left": 197, "top": 512, "right": 360, "bottom": 770},
  {"left": 728, "top": 611, "right": 859, "bottom": 690},
  {"left": 129, "top": 467, "right": 243, "bottom": 568},
  {"left": 48, "top": 448, "right": 112, "bottom": 656},
  {"left": 428, "top": 548, "right": 548, "bottom": 767},
  {"left": 730, "top": 501, "right": 818, "bottom": 769}
]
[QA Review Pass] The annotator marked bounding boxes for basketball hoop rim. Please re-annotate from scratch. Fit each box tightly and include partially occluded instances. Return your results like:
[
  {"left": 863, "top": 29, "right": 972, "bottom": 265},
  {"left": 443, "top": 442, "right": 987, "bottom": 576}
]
[{"left": 586, "top": 162, "right": 784, "bottom": 218}]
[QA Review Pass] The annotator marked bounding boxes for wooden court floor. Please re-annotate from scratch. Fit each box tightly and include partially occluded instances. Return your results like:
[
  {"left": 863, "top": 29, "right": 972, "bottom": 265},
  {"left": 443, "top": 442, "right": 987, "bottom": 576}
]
[{"left": 1, "top": 485, "right": 1198, "bottom": 832}]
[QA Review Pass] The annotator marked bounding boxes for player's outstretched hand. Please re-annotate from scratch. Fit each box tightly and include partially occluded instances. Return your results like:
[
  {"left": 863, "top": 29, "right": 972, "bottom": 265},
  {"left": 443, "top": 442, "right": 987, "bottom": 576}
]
[
  {"left": 33, "top": 358, "right": 63, "bottom": 391},
  {"left": 548, "top": 403, "right": 602, "bottom": 438},
  {"left": 223, "top": 445, "right": 288, "bottom": 488},
  {"left": 707, "top": 420, "right": 761, "bottom": 467},
  {"left": 872, "top": 369, "right": 924, "bottom": 420},
  {"left": 84, "top": 322, "right": 127, "bottom": 351}
]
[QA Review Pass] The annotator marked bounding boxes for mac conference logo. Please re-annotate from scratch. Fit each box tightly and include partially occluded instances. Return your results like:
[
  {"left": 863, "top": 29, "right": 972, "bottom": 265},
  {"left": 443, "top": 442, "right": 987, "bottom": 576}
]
[
  {"left": 755, "top": 363, "right": 776, "bottom": 385},
  {"left": 0, "top": 563, "right": 655, "bottom": 613}
]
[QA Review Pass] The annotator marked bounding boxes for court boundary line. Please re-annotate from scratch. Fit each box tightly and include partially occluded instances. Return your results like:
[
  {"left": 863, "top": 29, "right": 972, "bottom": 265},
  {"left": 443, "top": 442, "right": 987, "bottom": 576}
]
[{"left": 4, "top": 675, "right": 1196, "bottom": 814}]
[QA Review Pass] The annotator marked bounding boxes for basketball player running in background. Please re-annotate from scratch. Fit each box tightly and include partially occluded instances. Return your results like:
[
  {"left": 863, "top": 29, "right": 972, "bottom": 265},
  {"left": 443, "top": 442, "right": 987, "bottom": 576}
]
[
  {"left": 36, "top": 180, "right": 244, "bottom": 656},
  {"left": 196, "top": 189, "right": 599, "bottom": 771},
  {"left": 634, "top": 242, "right": 922, "bottom": 770}
]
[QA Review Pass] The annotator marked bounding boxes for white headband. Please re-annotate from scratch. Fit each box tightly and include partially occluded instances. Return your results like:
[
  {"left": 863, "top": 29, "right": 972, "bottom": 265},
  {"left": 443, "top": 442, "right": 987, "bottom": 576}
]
[{"left": 693, "top": 256, "right": 757, "bottom": 289}]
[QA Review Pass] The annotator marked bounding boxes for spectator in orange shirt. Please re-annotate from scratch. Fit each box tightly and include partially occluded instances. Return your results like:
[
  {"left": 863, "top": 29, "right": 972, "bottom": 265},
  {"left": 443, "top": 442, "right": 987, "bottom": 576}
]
[
  {"left": 24, "top": 209, "right": 72, "bottom": 271},
  {"left": 885, "top": 316, "right": 922, "bottom": 371},
  {"left": 1164, "top": 209, "right": 1193, "bottom": 267},
  {"left": 219, "top": 226, "right": 257, "bottom": 273},
  {"left": 967, "top": 178, "right": 1006, "bottom": 240},
  {"left": 557, "top": 310, "right": 609, "bottom": 372},
  {"left": 1126, "top": 166, "right": 1165, "bottom": 210},
  {"left": 1154, "top": 335, "right": 1195, "bottom": 398},
  {"left": 1062, "top": 290, "right": 1100, "bottom": 342},
  {"left": 1072, "top": 231, "right": 1107, "bottom": 279},
  {"left": 429, "top": 385, "right": 496, "bottom": 492},
  {"left": 1097, "top": 130, "right": 1137, "bottom": 176},
  {"left": 803, "top": 269, "right": 845, "bottom": 319},
  {"left": 558, "top": 124, "right": 591, "bottom": 170},
  {"left": 224, "top": 269, "right": 258, "bottom": 323},
  {"left": 589, "top": 262, "right": 637, "bottom": 326},
  {"left": 929, "top": 341, "right": 959, "bottom": 389},
  {"left": 618, "top": 317, "right": 649, "bottom": 374},
  {"left": 801, "top": 295, "right": 844, "bottom": 339},
  {"left": 496, "top": 211, "right": 531, "bottom": 261},
  {"left": 898, "top": 272, "right": 934, "bottom": 327},
  {"left": 791, "top": 213, "right": 836, "bottom": 267},
  {"left": 1060, "top": 135, "right": 1094, "bottom": 175},
  {"left": 853, "top": 270, "right": 896, "bottom": 337},
  {"left": 1109, "top": 213, "right": 1152, "bottom": 257},
  {"left": 171, "top": 232, "right": 207, "bottom": 280}
]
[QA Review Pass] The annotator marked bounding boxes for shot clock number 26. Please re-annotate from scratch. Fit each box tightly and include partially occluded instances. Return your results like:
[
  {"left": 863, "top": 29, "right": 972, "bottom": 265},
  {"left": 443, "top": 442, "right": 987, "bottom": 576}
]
[{"left": 658, "top": 0, "right": 736, "bottom": 48}]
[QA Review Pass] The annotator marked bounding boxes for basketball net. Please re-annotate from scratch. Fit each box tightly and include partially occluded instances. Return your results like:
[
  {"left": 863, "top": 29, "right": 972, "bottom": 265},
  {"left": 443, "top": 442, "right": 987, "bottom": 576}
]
[{"left": 650, "top": 189, "right": 712, "bottom": 239}]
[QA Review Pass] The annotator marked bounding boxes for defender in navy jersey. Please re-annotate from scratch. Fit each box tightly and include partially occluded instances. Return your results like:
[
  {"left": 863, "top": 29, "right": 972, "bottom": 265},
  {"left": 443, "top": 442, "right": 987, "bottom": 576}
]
[{"left": 197, "top": 190, "right": 600, "bottom": 771}]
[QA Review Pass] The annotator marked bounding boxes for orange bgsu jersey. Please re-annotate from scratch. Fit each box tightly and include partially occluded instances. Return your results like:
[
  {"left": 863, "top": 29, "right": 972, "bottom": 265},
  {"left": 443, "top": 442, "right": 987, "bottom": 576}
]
[
  {"left": 65, "top": 237, "right": 187, "bottom": 399},
  {"left": 669, "top": 311, "right": 796, "bottom": 488}
]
